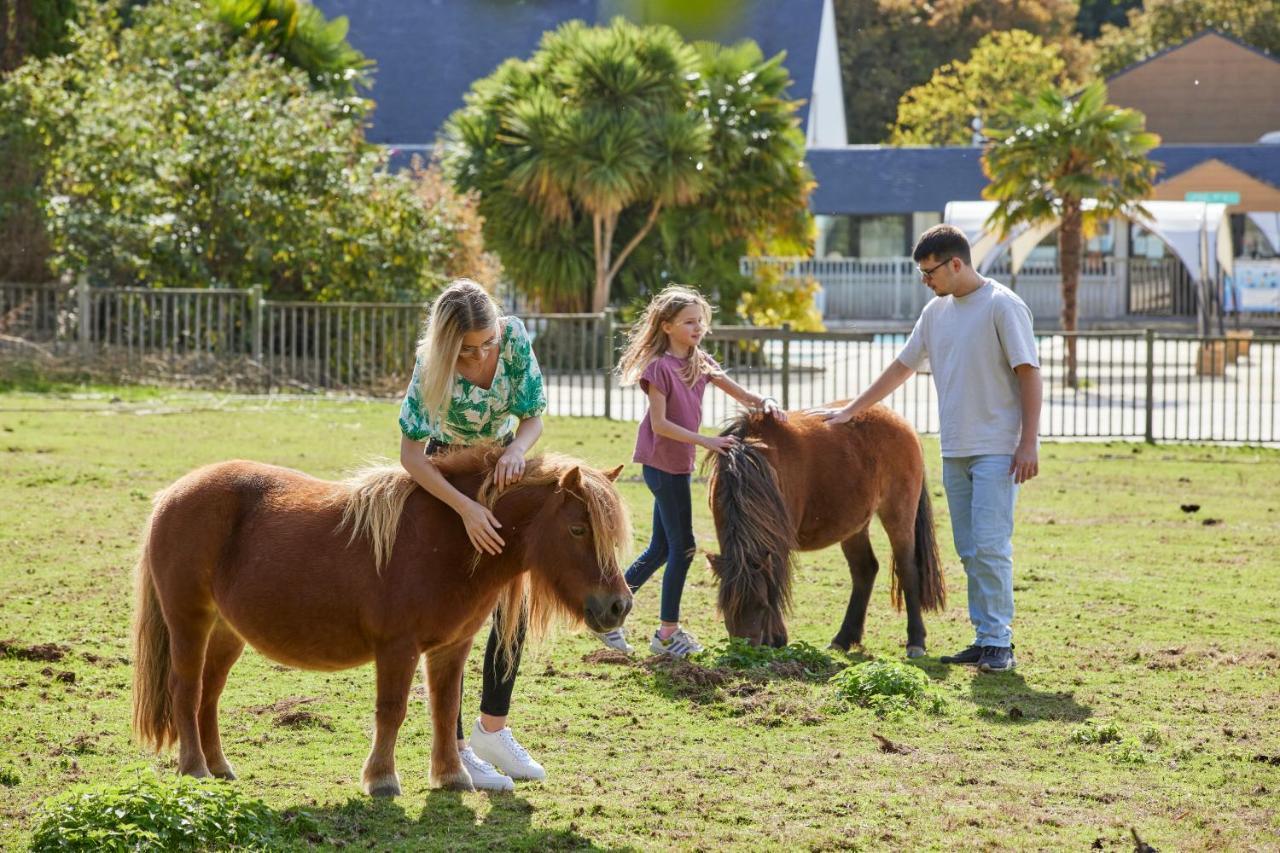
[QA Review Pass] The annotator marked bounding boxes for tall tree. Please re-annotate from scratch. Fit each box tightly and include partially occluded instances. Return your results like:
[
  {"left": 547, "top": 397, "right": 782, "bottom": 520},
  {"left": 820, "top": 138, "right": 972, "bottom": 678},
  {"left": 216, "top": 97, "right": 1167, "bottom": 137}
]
[
  {"left": 445, "top": 19, "right": 811, "bottom": 312},
  {"left": 983, "top": 81, "right": 1159, "bottom": 387},
  {"left": 0, "top": 0, "right": 76, "bottom": 72},
  {"left": 891, "top": 30, "right": 1072, "bottom": 146},
  {"left": 834, "top": 0, "right": 1083, "bottom": 143},
  {"left": 214, "top": 0, "right": 372, "bottom": 94},
  {"left": 1094, "top": 0, "right": 1280, "bottom": 77}
]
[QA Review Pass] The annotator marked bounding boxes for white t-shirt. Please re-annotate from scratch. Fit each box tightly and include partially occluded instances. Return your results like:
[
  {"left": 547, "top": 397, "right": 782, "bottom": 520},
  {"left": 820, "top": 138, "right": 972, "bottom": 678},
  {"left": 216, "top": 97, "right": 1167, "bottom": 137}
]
[{"left": 897, "top": 278, "right": 1039, "bottom": 457}]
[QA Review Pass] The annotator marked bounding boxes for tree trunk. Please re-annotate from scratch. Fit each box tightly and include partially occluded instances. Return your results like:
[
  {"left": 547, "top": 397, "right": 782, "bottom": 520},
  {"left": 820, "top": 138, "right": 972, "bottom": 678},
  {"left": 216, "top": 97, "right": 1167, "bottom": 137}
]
[
  {"left": 589, "top": 202, "right": 662, "bottom": 313},
  {"left": 1059, "top": 200, "right": 1083, "bottom": 389}
]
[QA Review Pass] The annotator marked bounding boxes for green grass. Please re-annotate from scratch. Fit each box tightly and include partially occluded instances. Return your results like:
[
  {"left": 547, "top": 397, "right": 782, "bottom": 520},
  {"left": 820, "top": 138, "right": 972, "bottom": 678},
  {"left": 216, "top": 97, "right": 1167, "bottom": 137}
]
[{"left": 1, "top": 389, "right": 1278, "bottom": 851}]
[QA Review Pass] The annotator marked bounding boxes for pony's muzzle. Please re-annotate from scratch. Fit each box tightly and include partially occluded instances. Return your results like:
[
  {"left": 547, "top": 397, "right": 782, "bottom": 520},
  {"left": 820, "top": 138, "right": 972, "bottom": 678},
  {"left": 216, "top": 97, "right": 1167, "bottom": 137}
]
[{"left": 584, "top": 591, "right": 632, "bottom": 633}]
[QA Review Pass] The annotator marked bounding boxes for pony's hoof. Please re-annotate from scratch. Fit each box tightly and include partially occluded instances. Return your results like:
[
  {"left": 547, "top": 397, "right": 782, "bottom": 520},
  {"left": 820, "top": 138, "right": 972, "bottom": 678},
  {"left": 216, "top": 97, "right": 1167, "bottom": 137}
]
[
  {"left": 365, "top": 772, "right": 402, "bottom": 798},
  {"left": 905, "top": 645, "right": 926, "bottom": 659},
  {"left": 433, "top": 770, "right": 474, "bottom": 792},
  {"left": 210, "top": 765, "right": 237, "bottom": 781},
  {"left": 827, "top": 641, "right": 849, "bottom": 653}
]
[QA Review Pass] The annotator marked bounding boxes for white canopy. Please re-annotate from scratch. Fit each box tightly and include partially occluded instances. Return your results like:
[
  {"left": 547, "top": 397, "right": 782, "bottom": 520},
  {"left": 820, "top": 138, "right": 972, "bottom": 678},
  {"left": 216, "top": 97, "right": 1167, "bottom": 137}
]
[
  {"left": 944, "top": 199, "right": 1233, "bottom": 284},
  {"left": 1246, "top": 211, "right": 1280, "bottom": 255}
]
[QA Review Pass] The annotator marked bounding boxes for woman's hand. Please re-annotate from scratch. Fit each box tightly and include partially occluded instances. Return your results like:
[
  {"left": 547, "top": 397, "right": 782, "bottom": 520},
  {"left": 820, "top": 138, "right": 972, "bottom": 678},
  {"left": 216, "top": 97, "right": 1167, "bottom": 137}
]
[
  {"left": 494, "top": 445, "right": 527, "bottom": 490},
  {"left": 761, "top": 397, "right": 788, "bottom": 422},
  {"left": 458, "top": 498, "right": 505, "bottom": 555},
  {"left": 701, "top": 434, "right": 739, "bottom": 455}
]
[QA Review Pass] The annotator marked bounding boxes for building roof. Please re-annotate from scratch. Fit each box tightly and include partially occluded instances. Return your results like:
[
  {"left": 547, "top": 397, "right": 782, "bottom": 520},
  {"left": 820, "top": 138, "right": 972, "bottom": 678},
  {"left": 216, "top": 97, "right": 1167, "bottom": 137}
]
[
  {"left": 1104, "top": 28, "right": 1279, "bottom": 85},
  {"left": 312, "top": 0, "right": 828, "bottom": 147},
  {"left": 805, "top": 145, "right": 1280, "bottom": 215}
]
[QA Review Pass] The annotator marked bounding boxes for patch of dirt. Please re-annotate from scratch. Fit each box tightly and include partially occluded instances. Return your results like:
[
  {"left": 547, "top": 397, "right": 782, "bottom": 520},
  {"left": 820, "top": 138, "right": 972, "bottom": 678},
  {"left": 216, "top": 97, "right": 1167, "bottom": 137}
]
[
  {"left": 273, "top": 710, "right": 334, "bottom": 731},
  {"left": 582, "top": 649, "right": 634, "bottom": 666},
  {"left": 640, "top": 656, "right": 734, "bottom": 701},
  {"left": 244, "top": 695, "right": 321, "bottom": 716},
  {"left": 39, "top": 667, "right": 75, "bottom": 683},
  {"left": 0, "top": 640, "right": 69, "bottom": 662},
  {"left": 872, "top": 732, "right": 914, "bottom": 755}
]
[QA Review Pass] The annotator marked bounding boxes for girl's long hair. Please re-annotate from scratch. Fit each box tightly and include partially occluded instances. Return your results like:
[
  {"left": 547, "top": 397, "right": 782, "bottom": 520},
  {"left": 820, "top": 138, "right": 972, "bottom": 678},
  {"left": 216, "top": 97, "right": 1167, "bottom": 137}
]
[
  {"left": 414, "top": 279, "right": 500, "bottom": 427},
  {"left": 617, "top": 285, "right": 721, "bottom": 388}
]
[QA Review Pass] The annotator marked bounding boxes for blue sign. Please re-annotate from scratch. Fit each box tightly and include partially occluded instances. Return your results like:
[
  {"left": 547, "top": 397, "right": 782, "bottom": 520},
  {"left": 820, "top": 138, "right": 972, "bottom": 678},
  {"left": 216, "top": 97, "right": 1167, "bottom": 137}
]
[{"left": 1185, "top": 191, "right": 1241, "bottom": 204}]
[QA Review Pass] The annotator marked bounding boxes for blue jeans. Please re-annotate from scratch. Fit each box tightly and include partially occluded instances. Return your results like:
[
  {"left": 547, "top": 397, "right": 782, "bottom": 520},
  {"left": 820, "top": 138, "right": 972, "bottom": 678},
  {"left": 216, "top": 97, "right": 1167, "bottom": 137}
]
[
  {"left": 942, "top": 455, "right": 1019, "bottom": 648},
  {"left": 625, "top": 466, "right": 695, "bottom": 624}
]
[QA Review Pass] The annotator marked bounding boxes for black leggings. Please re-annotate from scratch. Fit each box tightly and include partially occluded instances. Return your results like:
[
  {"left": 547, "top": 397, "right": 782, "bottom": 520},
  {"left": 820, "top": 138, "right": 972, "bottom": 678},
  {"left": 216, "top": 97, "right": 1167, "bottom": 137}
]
[
  {"left": 421, "top": 438, "right": 526, "bottom": 740},
  {"left": 457, "top": 607, "right": 526, "bottom": 740}
]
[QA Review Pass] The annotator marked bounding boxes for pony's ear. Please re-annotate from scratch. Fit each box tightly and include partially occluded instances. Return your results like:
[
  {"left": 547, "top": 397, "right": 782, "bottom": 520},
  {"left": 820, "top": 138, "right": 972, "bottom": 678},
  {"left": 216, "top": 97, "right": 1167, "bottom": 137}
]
[
  {"left": 602, "top": 464, "right": 623, "bottom": 482},
  {"left": 558, "top": 465, "right": 583, "bottom": 495}
]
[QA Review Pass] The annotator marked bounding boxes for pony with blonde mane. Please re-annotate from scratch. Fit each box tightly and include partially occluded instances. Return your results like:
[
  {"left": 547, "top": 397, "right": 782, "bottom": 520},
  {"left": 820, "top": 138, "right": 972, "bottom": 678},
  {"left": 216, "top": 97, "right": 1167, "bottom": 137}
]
[{"left": 132, "top": 447, "right": 631, "bottom": 796}]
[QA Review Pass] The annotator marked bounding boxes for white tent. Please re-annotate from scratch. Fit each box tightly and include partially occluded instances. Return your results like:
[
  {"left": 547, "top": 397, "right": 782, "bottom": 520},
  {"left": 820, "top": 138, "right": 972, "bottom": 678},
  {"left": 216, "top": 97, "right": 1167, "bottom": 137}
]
[
  {"left": 943, "top": 199, "right": 1233, "bottom": 283},
  {"left": 1246, "top": 211, "right": 1280, "bottom": 254}
]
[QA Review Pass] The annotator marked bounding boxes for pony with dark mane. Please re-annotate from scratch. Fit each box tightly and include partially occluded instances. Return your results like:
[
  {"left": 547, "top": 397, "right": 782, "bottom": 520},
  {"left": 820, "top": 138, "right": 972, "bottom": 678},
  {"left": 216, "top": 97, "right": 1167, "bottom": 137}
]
[
  {"left": 131, "top": 447, "right": 632, "bottom": 796},
  {"left": 706, "top": 405, "right": 945, "bottom": 656}
]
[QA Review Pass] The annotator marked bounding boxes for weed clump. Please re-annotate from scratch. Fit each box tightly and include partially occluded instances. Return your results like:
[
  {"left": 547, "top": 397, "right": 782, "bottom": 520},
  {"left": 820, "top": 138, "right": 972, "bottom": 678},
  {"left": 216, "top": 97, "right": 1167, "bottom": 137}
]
[
  {"left": 29, "top": 776, "right": 317, "bottom": 852},
  {"left": 708, "top": 638, "right": 843, "bottom": 680},
  {"left": 829, "top": 659, "right": 945, "bottom": 717},
  {"left": 1070, "top": 721, "right": 1122, "bottom": 745}
]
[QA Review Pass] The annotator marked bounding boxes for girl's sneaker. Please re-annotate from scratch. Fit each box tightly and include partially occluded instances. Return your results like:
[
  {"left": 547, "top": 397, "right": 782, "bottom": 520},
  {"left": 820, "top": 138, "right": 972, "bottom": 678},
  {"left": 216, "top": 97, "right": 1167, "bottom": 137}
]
[
  {"left": 650, "top": 627, "right": 703, "bottom": 658},
  {"left": 595, "top": 628, "right": 634, "bottom": 653}
]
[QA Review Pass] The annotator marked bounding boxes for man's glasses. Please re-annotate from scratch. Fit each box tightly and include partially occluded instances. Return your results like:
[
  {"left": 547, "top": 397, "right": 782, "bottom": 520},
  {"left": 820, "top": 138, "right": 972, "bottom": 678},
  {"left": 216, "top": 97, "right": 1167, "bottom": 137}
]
[{"left": 917, "top": 258, "right": 952, "bottom": 281}]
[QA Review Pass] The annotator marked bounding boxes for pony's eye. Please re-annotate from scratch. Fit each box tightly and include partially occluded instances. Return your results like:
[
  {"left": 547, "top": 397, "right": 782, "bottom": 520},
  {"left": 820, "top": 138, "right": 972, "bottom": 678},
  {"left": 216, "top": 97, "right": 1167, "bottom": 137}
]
[{"left": 569, "top": 524, "right": 587, "bottom": 537}]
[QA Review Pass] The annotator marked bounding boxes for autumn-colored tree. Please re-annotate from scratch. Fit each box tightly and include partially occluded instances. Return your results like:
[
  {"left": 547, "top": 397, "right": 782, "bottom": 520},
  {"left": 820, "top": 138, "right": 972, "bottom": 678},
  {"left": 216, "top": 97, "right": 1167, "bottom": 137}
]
[
  {"left": 834, "top": 0, "right": 1084, "bottom": 143},
  {"left": 1094, "top": 0, "right": 1280, "bottom": 77},
  {"left": 891, "top": 30, "right": 1072, "bottom": 146}
]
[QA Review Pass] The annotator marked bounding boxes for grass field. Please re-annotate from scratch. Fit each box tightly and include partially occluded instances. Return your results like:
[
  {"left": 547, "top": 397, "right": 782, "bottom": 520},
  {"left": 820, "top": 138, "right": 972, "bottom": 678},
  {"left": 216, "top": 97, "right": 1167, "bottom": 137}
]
[{"left": 1, "top": 388, "right": 1278, "bottom": 851}]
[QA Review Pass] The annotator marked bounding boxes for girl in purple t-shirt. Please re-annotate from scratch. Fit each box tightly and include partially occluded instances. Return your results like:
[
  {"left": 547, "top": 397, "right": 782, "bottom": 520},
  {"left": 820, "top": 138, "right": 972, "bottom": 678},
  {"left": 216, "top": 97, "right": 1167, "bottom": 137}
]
[{"left": 597, "top": 285, "right": 785, "bottom": 658}]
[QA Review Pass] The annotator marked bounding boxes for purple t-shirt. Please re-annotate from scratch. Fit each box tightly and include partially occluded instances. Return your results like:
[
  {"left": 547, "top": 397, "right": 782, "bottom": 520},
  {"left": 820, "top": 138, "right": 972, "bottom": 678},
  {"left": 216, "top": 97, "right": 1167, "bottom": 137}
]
[{"left": 632, "top": 353, "right": 719, "bottom": 475}]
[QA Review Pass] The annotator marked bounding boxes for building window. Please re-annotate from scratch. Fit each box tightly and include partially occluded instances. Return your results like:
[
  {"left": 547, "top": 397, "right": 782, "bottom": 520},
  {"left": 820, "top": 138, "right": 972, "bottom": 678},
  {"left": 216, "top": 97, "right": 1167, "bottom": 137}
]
[{"left": 814, "top": 214, "right": 912, "bottom": 258}]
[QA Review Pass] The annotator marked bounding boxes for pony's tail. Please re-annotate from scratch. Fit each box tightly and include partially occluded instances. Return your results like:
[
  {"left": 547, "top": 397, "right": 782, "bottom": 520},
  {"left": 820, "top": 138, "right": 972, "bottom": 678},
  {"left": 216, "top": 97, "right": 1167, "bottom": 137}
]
[
  {"left": 913, "top": 480, "right": 946, "bottom": 611},
  {"left": 132, "top": 520, "right": 176, "bottom": 753},
  {"left": 708, "top": 417, "right": 796, "bottom": 617}
]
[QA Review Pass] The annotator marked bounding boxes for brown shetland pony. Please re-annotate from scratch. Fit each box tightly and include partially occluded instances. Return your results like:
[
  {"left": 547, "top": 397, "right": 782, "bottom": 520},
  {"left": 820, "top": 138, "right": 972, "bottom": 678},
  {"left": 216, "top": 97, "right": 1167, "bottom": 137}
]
[
  {"left": 131, "top": 448, "right": 632, "bottom": 797},
  {"left": 706, "top": 405, "right": 945, "bottom": 657}
]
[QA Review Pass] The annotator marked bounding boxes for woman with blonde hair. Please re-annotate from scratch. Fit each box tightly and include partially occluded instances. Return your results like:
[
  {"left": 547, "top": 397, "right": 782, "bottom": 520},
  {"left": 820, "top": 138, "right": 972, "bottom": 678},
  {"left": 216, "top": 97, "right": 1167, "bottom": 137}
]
[
  {"left": 399, "top": 278, "right": 547, "bottom": 791},
  {"left": 597, "top": 284, "right": 784, "bottom": 657}
]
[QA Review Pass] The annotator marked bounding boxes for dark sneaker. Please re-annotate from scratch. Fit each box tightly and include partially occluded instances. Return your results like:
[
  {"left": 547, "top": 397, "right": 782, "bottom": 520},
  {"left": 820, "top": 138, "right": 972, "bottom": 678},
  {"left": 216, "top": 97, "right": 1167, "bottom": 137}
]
[
  {"left": 939, "top": 645, "right": 983, "bottom": 665},
  {"left": 978, "top": 645, "right": 1016, "bottom": 673}
]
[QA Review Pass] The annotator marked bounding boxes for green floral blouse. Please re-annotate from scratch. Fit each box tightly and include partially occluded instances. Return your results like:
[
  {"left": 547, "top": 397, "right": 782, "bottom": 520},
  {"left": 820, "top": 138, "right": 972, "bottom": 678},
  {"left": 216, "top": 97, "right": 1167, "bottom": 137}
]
[{"left": 399, "top": 316, "right": 547, "bottom": 445}]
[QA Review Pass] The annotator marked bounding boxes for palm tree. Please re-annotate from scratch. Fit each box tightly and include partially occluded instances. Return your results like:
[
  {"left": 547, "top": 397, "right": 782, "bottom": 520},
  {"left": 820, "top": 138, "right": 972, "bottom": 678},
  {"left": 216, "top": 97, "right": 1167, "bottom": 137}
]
[
  {"left": 446, "top": 19, "right": 710, "bottom": 312},
  {"left": 983, "top": 81, "right": 1159, "bottom": 387}
]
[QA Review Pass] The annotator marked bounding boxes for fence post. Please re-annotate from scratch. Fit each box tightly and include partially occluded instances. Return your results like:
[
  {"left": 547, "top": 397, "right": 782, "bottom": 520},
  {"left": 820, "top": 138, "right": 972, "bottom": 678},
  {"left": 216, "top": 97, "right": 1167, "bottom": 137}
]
[
  {"left": 250, "top": 285, "right": 264, "bottom": 362},
  {"left": 780, "top": 322, "right": 792, "bottom": 410},
  {"left": 1144, "top": 328, "right": 1156, "bottom": 445},
  {"left": 76, "top": 274, "right": 91, "bottom": 357},
  {"left": 602, "top": 309, "right": 615, "bottom": 420}
]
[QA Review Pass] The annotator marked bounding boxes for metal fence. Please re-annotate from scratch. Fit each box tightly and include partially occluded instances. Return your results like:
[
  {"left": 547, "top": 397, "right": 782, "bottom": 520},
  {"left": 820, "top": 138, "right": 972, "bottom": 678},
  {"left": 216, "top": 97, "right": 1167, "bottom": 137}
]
[
  {"left": 740, "top": 255, "right": 1197, "bottom": 323},
  {"left": 2, "top": 281, "right": 1277, "bottom": 445}
]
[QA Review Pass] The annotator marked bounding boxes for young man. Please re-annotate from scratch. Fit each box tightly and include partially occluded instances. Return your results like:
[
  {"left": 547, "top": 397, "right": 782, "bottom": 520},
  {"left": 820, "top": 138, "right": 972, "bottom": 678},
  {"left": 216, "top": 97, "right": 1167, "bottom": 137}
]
[{"left": 820, "top": 225, "right": 1042, "bottom": 673}]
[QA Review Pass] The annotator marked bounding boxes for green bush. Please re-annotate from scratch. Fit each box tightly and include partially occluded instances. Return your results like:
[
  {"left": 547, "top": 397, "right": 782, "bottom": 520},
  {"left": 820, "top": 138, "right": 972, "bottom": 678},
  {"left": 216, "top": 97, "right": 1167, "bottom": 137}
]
[
  {"left": 0, "top": 0, "right": 467, "bottom": 302},
  {"left": 829, "top": 659, "right": 945, "bottom": 716},
  {"left": 737, "top": 264, "right": 825, "bottom": 331},
  {"left": 29, "top": 776, "right": 316, "bottom": 852}
]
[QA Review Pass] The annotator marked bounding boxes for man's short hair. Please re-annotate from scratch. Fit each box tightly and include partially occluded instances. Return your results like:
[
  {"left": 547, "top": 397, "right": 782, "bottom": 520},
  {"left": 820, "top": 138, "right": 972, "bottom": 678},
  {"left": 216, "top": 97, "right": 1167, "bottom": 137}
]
[{"left": 912, "top": 224, "right": 972, "bottom": 266}]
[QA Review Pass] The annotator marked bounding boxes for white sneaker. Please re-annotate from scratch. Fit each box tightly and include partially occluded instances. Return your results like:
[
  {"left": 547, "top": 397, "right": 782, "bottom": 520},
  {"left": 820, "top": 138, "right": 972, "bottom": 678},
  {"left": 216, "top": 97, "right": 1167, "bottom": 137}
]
[
  {"left": 650, "top": 627, "right": 703, "bottom": 658},
  {"left": 595, "top": 627, "right": 634, "bottom": 653},
  {"left": 469, "top": 720, "right": 546, "bottom": 782},
  {"left": 458, "top": 745, "right": 514, "bottom": 792}
]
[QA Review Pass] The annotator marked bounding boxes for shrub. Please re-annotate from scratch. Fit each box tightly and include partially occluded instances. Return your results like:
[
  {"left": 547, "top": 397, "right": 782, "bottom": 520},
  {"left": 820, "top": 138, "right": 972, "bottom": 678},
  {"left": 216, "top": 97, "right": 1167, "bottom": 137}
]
[
  {"left": 29, "top": 776, "right": 316, "bottom": 852},
  {"left": 0, "top": 0, "right": 469, "bottom": 302},
  {"left": 829, "top": 659, "right": 945, "bottom": 717}
]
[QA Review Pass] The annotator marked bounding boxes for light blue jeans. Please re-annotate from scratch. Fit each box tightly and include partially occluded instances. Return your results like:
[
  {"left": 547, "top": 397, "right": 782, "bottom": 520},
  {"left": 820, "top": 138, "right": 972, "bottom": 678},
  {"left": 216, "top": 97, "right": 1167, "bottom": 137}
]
[{"left": 942, "top": 455, "right": 1019, "bottom": 648}]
